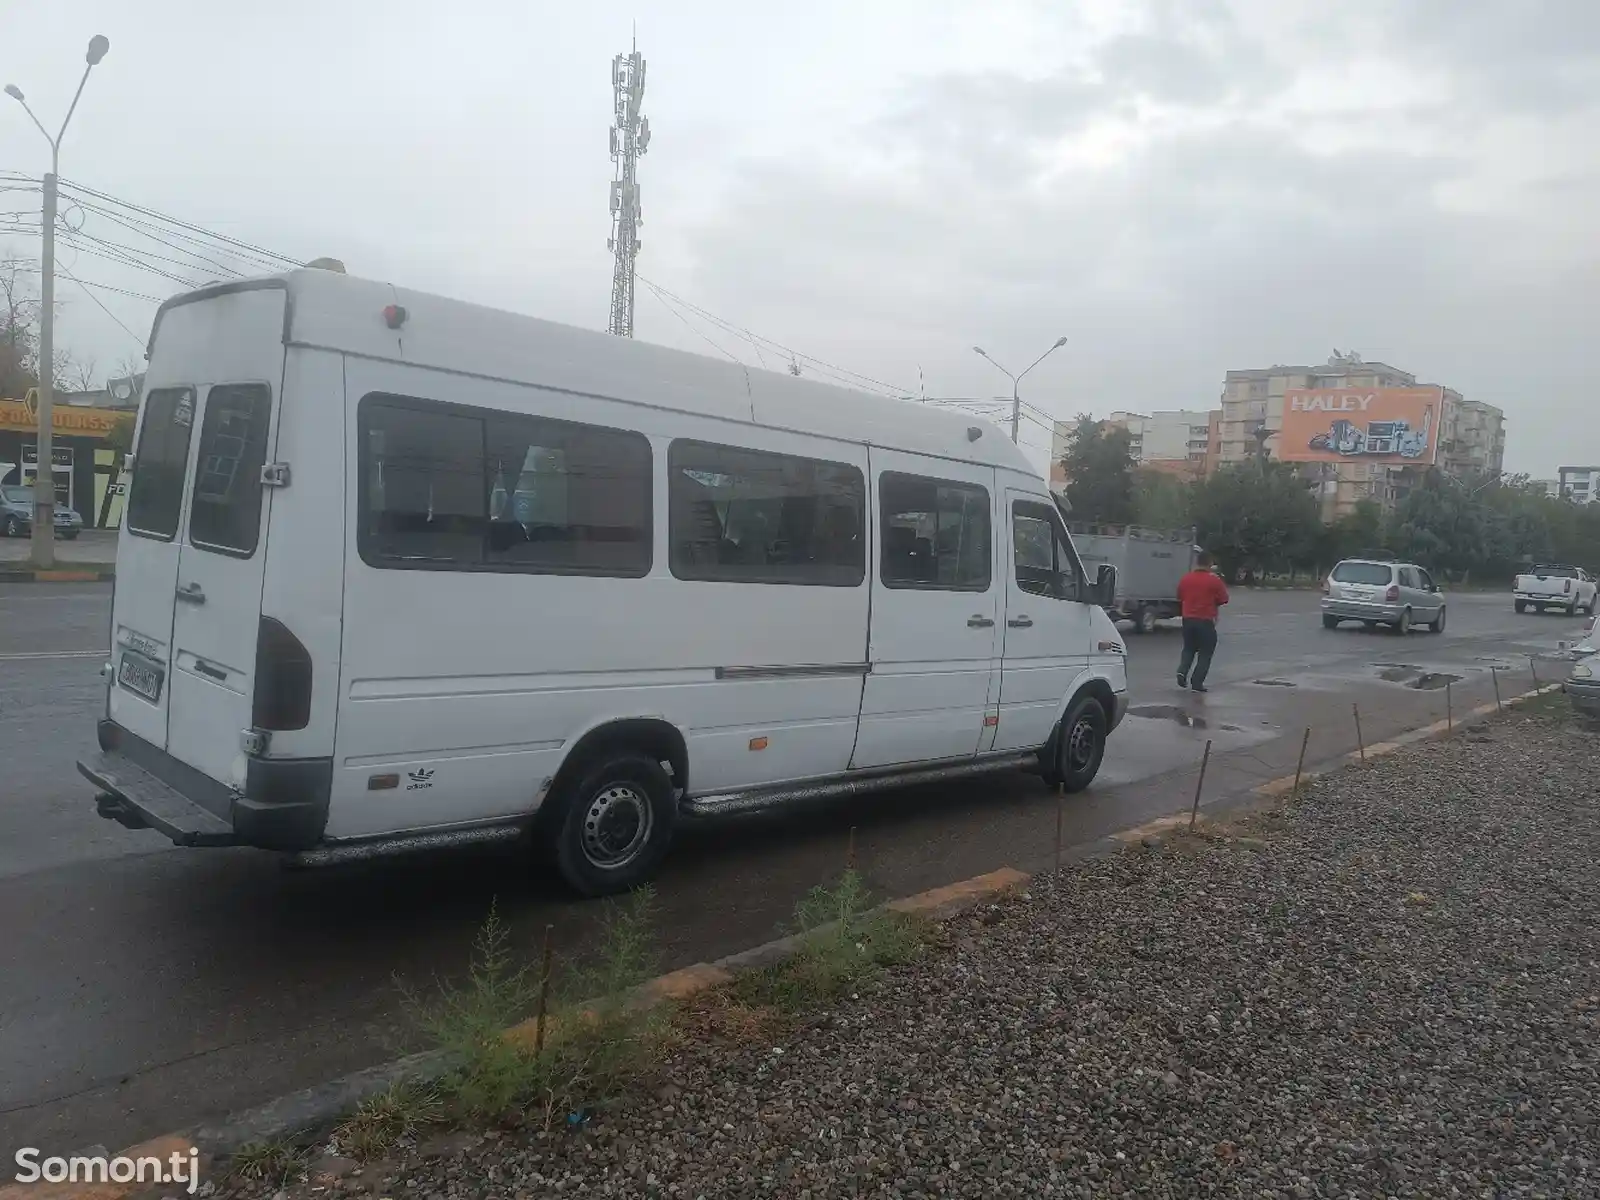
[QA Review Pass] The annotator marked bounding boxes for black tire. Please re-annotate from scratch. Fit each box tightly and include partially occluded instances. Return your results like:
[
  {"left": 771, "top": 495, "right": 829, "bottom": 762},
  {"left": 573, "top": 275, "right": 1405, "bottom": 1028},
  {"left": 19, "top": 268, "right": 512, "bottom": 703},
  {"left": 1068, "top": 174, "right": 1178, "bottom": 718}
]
[
  {"left": 1322, "top": 614, "right": 1340, "bottom": 630},
  {"left": 543, "top": 752, "right": 676, "bottom": 897},
  {"left": 1394, "top": 608, "right": 1412, "bottom": 635},
  {"left": 1515, "top": 600, "right": 1527, "bottom": 614},
  {"left": 1056, "top": 695, "right": 1108, "bottom": 794},
  {"left": 1134, "top": 605, "right": 1156, "bottom": 635},
  {"left": 2, "top": 515, "right": 19, "bottom": 538},
  {"left": 1427, "top": 606, "right": 1446, "bottom": 634}
]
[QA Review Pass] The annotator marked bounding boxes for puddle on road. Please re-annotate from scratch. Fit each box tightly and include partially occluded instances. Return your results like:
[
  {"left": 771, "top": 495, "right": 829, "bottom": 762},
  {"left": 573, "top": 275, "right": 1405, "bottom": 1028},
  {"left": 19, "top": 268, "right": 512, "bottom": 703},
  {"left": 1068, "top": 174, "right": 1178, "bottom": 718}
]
[
  {"left": 1373, "top": 663, "right": 1463, "bottom": 690},
  {"left": 1127, "top": 704, "right": 1243, "bottom": 732}
]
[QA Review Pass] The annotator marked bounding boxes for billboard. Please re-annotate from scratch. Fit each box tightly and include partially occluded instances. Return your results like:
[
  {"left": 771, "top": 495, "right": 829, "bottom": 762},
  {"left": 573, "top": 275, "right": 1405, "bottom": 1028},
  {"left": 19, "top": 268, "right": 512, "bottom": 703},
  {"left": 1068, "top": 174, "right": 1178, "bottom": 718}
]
[{"left": 1278, "top": 386, "right": 1442, "bottom": 466}]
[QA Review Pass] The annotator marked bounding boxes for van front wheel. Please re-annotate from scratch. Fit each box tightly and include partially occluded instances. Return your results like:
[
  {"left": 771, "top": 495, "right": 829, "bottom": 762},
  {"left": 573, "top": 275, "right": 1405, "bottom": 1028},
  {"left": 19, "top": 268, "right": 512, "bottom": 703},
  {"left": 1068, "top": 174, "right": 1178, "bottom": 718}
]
[
  {"left": 546, "top": 753, "right": 676, "bottom": 897},
  {"left": 1057, "top": 696, "right": 1108, "bottom": 794}
]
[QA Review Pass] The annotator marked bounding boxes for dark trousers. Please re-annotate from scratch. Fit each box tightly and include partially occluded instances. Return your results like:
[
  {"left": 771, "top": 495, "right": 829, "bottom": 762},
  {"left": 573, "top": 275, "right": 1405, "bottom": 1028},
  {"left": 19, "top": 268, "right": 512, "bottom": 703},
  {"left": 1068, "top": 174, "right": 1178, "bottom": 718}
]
[{"left": 1179, "top": 618, "right": 1219, "bottom": 686}]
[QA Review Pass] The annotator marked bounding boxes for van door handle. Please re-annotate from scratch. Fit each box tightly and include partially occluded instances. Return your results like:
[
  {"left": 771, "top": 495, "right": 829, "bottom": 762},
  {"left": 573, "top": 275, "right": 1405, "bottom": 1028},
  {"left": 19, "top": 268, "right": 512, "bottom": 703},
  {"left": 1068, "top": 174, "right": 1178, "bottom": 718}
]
[
  {"left": 1008, "top": 615, "right": 1034, "bottom": 628},
  {"left": 175, "top": 582, "right": 206, "bottom": 605},
  {"left": 967, "top": 615, "right": 995, "bottom": 628}
]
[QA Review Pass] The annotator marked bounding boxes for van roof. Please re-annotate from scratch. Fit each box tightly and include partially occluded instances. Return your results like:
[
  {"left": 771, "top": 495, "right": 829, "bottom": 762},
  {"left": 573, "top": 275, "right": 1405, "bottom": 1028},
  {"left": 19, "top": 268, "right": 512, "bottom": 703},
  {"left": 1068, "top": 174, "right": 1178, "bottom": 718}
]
[{"left": 151, "top": 270, "right": 1042, "bottom": 476}]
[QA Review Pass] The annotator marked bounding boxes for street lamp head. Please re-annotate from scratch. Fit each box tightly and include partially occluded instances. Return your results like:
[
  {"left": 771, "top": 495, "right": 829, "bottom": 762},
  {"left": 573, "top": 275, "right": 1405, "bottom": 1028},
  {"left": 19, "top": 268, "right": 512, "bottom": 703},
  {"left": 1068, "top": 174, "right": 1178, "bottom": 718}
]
[
  {"left": 1052, "top": 336, "right": 1068, "bottom": 348},
  {"left": 86, "top": 35, "right": 110, "bottom": 66},
  {"left": 3, "top": 84, "right": 22, "bottom": 102},
  {"left": 972, "top": 346, "right": 989, "bottom": 358}
]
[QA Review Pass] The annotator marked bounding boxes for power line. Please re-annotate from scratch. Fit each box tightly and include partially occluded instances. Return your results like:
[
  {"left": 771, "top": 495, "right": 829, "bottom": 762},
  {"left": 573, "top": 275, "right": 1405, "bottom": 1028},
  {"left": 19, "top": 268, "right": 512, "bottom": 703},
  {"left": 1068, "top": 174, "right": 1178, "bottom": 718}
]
[
  {"left": 0, "top": 261, "right": 162, "bottom": 302},
  {"left": 55, "top": 259, "right": 146, "bottom": 348},
  {"left": 645, "top": 285, "right": 742, "bottom": 363},
  {"left": 57, "top": 176, "right": 301, "bottom": 268},
  {"left": 637, "top": 275, "right": 915, "bottom": 398}
]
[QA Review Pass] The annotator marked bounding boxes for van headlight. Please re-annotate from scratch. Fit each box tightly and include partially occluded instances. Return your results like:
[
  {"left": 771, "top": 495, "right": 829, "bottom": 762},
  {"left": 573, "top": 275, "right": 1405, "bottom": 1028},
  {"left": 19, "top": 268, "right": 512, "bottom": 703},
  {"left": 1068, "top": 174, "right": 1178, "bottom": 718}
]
[{"left": 1574, "top": 664, "right": 1594, "bottom": 680}]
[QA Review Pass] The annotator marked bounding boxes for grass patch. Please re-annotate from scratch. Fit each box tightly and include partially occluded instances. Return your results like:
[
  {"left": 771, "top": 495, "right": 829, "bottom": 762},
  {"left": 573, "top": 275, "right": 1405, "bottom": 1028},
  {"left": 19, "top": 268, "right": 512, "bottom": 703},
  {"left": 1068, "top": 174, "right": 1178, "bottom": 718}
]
[
  {"left": 397, "top": 891, "right": 667, "bottom": 1138},
  {"left": 733, "top": 868, "right": 930, "bottom": 1014},
  {"left": 330, "top": 1081, "right": 443, "bottom": 1160},
  {"left": 226, "top": 1140, "right": 308, "bottom": 1188}
]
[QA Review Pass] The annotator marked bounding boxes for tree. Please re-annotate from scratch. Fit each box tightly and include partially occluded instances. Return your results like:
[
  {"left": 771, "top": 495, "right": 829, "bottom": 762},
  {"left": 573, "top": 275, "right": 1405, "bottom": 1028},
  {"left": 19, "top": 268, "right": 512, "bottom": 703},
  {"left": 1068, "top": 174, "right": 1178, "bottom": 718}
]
[
  {"left": 0, "top": 259, "right": 41, "bottom": 398},
  {"left": 1326, "top": 500, "right": 1384, "bottom": 562},
  {"left": 104, "top": 413, "right": 136, "bottom": 456},
  {"left": 1132, "top": 467, "right": 1193, "bottom": 530},
  {"left": 1059, "top": 415, "right": 1137, "bottom": 524},
  {"left": 1189, "top": 461, "right": 1322, "bottom": 580}
]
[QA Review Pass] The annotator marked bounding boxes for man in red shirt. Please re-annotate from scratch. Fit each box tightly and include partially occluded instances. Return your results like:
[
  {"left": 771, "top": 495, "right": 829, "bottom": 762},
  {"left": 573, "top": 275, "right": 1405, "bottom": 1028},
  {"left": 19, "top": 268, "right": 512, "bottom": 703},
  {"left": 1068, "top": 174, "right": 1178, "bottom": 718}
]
[{"left": 1176, "top": 551, "right": 1230, "bottom": 693}]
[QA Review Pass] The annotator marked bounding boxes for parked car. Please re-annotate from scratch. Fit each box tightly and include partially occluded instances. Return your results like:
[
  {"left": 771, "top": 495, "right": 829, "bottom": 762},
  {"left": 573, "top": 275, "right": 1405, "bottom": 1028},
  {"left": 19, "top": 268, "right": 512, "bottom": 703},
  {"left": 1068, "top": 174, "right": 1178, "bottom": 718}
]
[
  {"left": 1562, "top": 620, "right": 1600, "bottom": 719},
  {"left": 0, "top": 485, "right": 84, "bottom": 539},
  {"left": 1321, "top": 558, "right": 1446, "bottom": 634},
  {"left": 1513, "top": 564, "right": 1597, "bottom": 616},
  {"left": 80, "top": 267, "right": 1130, "bottom": 898}
]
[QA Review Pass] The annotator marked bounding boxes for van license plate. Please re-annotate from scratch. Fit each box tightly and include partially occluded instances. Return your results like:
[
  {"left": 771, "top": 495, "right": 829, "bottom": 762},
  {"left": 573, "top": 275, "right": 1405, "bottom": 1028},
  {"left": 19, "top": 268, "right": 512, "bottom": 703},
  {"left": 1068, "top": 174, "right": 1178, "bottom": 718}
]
[{"left": 117, "top": 652, "right": 165, "bottom": 702}]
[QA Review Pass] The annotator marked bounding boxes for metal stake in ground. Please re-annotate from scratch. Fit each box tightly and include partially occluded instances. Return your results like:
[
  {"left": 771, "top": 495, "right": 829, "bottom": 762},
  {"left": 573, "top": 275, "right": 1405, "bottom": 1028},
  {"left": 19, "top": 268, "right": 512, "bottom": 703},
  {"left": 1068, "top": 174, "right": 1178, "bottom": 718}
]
[
  {"left": 1055, "top": 783, "right": 1064, "bottom": 871},
  {"left": 1446, "top": 680, "right": 1453, "bottom": 733},
  {"left": 1492, "top": 666, "right": 1503, "bottom": 713},
  {"left": 1353, "top": 703, "right": 1366, "bottom": 762},
  {"left": 1292, "top": 726, "right": 1312, "bottom": 800},
  {"left": 1530, "top": 655, "right": 1541, "bottom": 691},
  {"left": 534, "top": 923, "right": 554, "bottom": 1058},
  {"left": 846, "top": 826, "right": 857, "bottom": 874},
  {"left": 1189, "top": 740, "right": 1213, "bottom": 830}
]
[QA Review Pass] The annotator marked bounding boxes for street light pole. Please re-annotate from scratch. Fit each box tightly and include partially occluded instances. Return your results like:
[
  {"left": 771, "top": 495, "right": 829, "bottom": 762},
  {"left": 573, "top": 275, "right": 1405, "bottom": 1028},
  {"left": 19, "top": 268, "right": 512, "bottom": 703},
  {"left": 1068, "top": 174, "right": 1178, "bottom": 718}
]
[
  {"left": 973, "top": 337, "right": 1068, "bottom": 444},
  {"left": 6, "top": 34, "right": 110, "bottom": 570}
]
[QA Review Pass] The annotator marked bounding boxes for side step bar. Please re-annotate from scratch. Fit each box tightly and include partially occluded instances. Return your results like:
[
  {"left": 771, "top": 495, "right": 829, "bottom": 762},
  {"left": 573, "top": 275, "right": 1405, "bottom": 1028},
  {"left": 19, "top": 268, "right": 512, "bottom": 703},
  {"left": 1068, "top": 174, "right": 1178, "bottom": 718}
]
[
  {"left": 681, "top": 752, "right": 1039, "bottom": 819},
  {"left": 286, "top": 822, "right": 526, "bottom": 868}
]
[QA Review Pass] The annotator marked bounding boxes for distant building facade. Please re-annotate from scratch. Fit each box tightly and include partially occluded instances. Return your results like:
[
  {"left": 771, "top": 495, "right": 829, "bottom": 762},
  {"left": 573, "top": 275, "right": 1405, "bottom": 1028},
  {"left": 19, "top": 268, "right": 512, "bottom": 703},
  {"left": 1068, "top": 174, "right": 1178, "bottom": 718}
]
[
  {"left": 1558, "top": 466, "right": 1600, "bottom": 504},
  {"left": 1218, "top": 353, "right": 1504, "bottom": 523}
]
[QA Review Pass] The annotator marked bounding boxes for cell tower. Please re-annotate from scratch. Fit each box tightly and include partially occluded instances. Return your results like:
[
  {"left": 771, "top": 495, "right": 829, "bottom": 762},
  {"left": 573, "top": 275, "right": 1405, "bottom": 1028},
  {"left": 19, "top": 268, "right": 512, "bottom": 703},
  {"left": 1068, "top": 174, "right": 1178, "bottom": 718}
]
[{"left": 607, "top": 38, "right": 649, "bottom": 337}]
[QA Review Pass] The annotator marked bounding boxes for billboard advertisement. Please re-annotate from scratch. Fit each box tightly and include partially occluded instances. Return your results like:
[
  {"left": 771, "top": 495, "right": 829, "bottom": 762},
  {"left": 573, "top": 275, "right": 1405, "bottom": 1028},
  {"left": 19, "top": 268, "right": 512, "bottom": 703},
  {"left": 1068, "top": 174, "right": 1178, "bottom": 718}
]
[{"left": 1278, "top": 386, "right": 1442, "bottom": 466}]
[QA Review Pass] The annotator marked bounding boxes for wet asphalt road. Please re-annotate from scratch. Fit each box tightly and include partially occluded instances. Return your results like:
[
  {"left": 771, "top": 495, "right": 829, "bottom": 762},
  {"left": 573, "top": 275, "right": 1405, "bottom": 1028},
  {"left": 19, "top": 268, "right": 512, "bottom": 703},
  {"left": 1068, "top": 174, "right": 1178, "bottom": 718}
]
[{"left": 0, "top": 582, "right": 1587, "bottom": 1156}]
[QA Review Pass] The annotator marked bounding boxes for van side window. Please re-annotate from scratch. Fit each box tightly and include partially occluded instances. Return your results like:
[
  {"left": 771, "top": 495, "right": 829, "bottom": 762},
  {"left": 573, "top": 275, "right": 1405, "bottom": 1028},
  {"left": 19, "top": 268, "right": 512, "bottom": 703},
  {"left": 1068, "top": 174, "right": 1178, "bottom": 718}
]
[
  {"left": 358, "top": 395, "right": 652, "bottom": 576},
  {"left": 127, "top": 387, "right": 198, "bottom": 541},
  {"left": 1012, "top": 501, "right": 1082, "bottom": 602},
  {"left": 668, "top": 440, "right": 864, "bottom": 586},
  {"left": 879, "top": 473, "right": 991, "bottom": 591},
  {"left": 189, "top": 384, "right": 272, "bottom": 556}
]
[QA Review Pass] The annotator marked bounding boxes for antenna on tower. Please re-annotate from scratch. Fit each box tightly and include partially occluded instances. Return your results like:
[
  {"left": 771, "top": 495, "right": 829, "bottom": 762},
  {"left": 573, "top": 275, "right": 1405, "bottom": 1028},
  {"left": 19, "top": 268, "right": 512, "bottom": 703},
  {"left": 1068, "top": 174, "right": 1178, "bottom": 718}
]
[{"left": 607, "top": 34, "right": 649, "bottom": 337}]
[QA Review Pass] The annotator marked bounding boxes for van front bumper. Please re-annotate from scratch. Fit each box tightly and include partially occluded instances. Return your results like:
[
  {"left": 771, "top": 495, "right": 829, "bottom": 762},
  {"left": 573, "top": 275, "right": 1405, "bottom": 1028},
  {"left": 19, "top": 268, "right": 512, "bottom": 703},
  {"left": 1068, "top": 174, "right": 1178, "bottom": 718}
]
[
  {"left": 79, "top": 720, "right": 331, "bottom": 851},
  {"left": 1564, "top": 678, "right": 1600, "bottom": 718}
]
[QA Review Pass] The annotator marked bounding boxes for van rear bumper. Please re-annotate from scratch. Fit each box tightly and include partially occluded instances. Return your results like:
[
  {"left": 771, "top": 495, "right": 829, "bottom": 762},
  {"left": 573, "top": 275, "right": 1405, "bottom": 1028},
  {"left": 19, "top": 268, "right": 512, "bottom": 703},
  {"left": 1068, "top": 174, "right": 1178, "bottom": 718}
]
[{"left": 79, "top": 720, "right": 331, "bottom": 852}]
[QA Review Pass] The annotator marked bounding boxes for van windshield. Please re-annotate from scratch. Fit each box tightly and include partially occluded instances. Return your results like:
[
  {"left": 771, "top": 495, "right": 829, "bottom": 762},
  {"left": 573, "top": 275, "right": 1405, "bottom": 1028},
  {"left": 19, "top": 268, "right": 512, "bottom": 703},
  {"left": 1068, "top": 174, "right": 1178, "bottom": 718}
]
[{"left": 1332, "top": 562, "right": 1392, "bottom": 585}]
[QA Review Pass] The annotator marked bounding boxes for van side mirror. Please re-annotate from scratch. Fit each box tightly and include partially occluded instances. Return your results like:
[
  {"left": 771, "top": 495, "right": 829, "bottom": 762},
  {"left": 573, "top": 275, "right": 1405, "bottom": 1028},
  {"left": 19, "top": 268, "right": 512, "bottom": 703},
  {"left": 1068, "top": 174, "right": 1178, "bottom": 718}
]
[{"left": 1096, "top": 564, "right": 1117, "bottom": 606}]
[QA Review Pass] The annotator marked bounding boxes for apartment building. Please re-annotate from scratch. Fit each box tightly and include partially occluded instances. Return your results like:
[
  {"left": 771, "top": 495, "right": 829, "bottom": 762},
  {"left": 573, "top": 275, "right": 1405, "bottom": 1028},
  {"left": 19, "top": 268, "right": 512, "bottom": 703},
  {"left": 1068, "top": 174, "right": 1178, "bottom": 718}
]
[
  {"left": 1557, "top": 466, "right": 1600, "bottom": 504},
  {"left": 1099, "top": 410, "right": 1217, "bottom": 479},
  {"left": 1218, "top": 353, "right": 1503, "bottom": 522}
]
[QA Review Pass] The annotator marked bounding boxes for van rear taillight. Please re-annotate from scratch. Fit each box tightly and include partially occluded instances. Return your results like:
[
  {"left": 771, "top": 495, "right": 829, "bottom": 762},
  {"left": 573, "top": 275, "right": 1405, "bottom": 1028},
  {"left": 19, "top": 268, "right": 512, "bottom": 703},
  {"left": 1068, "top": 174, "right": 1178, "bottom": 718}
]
[
  {"left": 253, "top": 617, "right": 312, "bottom": 731},
  {"left": 1384, "top": 584, "right": 1400, "bottom": 603}
]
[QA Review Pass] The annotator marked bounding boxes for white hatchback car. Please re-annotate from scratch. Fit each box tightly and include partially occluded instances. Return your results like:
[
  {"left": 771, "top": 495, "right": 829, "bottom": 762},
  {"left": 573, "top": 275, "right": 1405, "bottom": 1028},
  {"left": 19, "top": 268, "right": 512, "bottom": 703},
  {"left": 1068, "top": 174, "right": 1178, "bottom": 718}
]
[{"left": 1321, "top": 558, "right": 1447, "bottom": 635}]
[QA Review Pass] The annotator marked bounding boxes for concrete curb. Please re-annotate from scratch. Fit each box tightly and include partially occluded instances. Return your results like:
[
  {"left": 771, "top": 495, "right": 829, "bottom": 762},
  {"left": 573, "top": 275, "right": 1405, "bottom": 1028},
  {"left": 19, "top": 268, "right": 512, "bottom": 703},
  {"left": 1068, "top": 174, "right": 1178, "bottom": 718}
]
[
  {"left": 4, "top": 687, "right": 1564, "bottom": 1196},
  {"left": 0, "top": 871, "right": 1029, "bottom": 1196},
  {"left": 0, "top": 567, "right": 114, "bottom": 583}
]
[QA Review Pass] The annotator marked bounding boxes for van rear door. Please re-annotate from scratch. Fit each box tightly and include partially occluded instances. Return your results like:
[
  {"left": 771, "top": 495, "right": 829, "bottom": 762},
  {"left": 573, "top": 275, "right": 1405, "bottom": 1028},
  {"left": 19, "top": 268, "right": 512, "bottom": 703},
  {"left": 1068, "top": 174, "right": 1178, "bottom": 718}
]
[{"left": 108, "top": 286, "right": 286, "bottom": 790}]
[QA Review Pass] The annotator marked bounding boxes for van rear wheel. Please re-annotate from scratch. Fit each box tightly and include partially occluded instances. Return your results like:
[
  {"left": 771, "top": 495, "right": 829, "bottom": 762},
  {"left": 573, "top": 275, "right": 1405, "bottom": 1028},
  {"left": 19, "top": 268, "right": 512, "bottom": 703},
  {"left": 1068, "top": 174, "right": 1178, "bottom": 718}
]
[
  {"left": 1057, "top": 695, "right": 1108, "bottom": 794},
  {"left": 544, "top": 753, "right": 676, "bottom": 897}
]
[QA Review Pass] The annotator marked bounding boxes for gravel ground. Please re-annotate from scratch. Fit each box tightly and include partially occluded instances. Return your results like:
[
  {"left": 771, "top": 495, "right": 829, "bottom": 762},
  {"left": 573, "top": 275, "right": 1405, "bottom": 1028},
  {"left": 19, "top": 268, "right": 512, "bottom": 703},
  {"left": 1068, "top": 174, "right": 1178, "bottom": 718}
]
[{"left": 228, "top": 707, "right": 1600, "bottom": 1199}]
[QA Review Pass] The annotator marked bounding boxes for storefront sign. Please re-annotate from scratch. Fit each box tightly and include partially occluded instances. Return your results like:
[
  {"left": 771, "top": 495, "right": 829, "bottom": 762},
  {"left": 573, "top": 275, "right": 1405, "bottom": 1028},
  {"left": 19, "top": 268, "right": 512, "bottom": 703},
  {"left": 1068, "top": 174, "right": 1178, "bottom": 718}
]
[{"left": 1, "top": 393, "right": 126, "bottom": 437}]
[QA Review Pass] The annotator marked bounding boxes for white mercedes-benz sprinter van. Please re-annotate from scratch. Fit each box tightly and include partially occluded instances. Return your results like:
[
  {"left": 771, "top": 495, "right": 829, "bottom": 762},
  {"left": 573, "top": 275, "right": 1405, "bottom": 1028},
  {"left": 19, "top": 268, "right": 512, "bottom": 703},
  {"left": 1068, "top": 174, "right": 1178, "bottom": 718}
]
[{"left": 81, "top": 268, "right": 1128, "bottom": 895}]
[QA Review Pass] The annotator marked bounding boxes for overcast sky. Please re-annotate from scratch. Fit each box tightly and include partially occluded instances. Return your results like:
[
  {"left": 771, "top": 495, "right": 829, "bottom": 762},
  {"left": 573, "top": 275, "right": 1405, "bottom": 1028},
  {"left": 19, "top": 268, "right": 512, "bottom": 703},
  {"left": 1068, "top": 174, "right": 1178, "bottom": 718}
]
[{"left": 4, "top": 1, "right": 1595, "bottom": 475}]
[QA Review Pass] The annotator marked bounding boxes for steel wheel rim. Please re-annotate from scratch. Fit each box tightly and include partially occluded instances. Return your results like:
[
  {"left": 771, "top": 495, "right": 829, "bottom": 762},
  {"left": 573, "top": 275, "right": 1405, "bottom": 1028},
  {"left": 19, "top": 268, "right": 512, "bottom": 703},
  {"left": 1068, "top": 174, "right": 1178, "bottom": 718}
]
[
  {"left": 1067, "top": 715, "right": 1098, "bottom": 771},
  {"left": 581, "top": 782, "right": 652, "bottom": 870}
]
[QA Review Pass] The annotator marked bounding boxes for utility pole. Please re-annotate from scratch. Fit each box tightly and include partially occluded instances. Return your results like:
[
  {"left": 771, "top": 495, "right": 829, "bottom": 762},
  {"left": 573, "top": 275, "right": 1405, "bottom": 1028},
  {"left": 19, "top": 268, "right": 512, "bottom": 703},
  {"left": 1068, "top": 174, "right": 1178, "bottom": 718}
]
[
  {"left": 973, "top": 337, "right": 1068, "bottom": 444},
  {"left": 607, "top": 36, "right": 649, "bottom": 338},
  {"left": 6, "top": 34, "right": 111, "bottom": 569}
]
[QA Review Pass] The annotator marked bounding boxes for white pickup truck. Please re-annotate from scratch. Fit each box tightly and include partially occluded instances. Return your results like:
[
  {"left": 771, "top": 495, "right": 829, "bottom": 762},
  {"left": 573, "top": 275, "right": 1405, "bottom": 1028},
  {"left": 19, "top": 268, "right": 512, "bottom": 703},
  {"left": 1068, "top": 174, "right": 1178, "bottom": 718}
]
[{"left": 1514, "top": 563, "right": 1597, "bottom": 615}]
